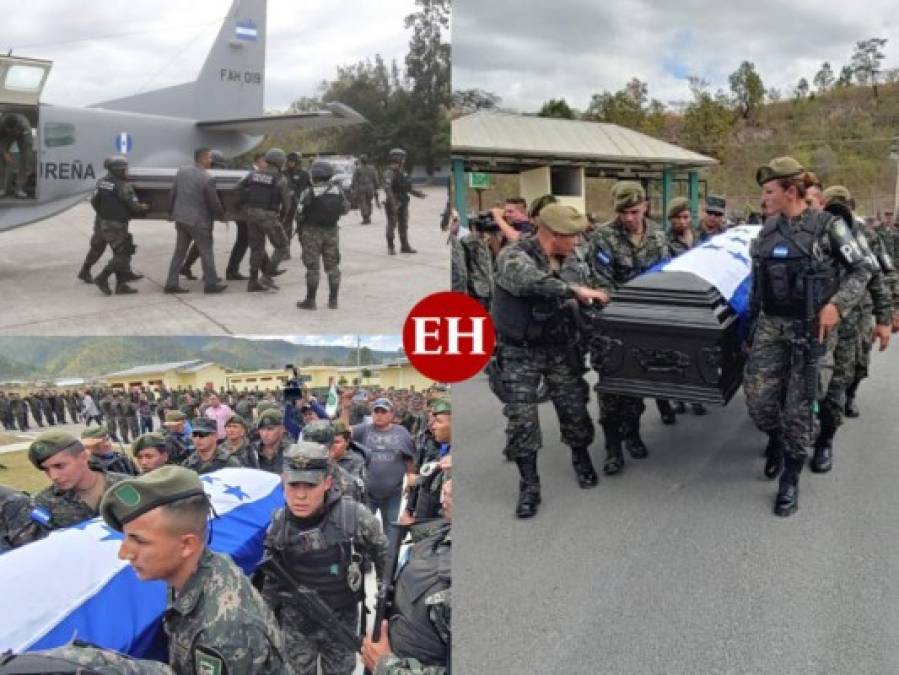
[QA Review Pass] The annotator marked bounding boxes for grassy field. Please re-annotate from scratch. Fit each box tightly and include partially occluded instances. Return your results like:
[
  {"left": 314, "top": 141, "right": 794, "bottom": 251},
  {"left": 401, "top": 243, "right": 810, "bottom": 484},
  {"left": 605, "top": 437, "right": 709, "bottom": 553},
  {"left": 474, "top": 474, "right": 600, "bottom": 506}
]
[{"left": 0, "top": 449, "right": 50, "bottom": 494}]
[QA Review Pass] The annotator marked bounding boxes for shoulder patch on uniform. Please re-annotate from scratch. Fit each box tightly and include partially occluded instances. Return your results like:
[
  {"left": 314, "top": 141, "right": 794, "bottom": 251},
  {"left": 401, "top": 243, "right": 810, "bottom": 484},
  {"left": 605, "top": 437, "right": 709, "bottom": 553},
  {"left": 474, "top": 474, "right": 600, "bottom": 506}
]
[
  {"left": 832, "top": 220, "right": 850, "bottom": 239},
  {"left": 771, "top": 244, "right": 789, "bottom": 258},
  {"left": 30, "top": 506, "right": 51, "bottom": 526},
  {"left": 596, "top": 250, "right": 612, "bottom": 266},
  {"left": 194, "top": 645, "right": 227, "bottom": 675}
]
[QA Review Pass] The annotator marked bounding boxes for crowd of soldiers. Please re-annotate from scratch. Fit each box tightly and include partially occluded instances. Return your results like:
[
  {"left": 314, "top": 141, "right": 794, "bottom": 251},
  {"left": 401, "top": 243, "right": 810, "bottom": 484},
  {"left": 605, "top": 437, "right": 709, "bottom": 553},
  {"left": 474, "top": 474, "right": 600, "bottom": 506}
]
[
  {"left": 452, "top": 157, "right": 898, "bottom": 519},
  {"left": 78, "top": 146, "right": 426, "bottom": 310},
  {"left": 0, "top": 381, "right": 452, "bottom": 674}
]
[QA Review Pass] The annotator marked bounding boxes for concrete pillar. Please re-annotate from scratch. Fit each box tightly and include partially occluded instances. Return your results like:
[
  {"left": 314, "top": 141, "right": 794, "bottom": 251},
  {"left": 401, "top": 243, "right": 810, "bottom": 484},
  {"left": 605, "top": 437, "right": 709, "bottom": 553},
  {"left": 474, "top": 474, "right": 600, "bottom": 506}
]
[{"left": 452, "top": 158, "right": 468, "bottom": 228}]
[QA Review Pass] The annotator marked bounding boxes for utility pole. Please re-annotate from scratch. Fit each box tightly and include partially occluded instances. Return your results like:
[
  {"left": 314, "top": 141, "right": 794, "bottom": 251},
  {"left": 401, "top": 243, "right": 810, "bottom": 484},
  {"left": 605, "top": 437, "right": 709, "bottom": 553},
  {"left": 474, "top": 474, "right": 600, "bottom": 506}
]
[{"left": 890, "top": 137, "right": 899, "bottom": 216}]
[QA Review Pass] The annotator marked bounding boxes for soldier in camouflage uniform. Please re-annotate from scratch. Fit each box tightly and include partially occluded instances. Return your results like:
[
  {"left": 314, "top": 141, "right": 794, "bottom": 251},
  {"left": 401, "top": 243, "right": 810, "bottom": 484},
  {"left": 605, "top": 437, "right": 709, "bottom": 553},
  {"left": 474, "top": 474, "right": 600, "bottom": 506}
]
[
  {"left": 805, "top": 186, "right": 896, "bottom": 473},
  {"left": 383, "top": 148, "right": 426, "bottom": 255},
  {"left": 162, "top": 410, "right": 194, "bottom": 465},
  {"left": 81, "top": 425, "right": 139, "bottom": 475},
  {"left": 221, "top": 413, "right": 257, "bottom": 467},
  {"left": 90, "top": 155, "right": 150, "bottom": 295},
  {"left": 132, "top": 433, "right": 171, "bottom": 473},
  {"left": 744, "top": 158, "right": 871, "bottom": 516},
  {"left": 4, "top": 643, "right": 175, "bottom": 674},
  {"left": 125, "top": 394, "right": 140, "bottom": 440},
  {"left": 251, "top": 409, "right": 293, "bottom": 474},
  {"left": 40, "top": 391, "right": 55, "bottom": 426},
  {"left": 296, "top": 160, "right": 350, "bottom": 311},
  {"left": 261, "top": 441, "right": 386, "bottom": 675},
  {"left": 0, "top": 392, "right": 11, "bottom": 430},
  {"left": 586, "top": 181, "right": 671, "bottom": 474},
  {"left": 10, "top": 393, "right": 28, "bottom": 430},
  {"left": 302, "top": 420, "right": 366, "bottom": 503},
  {"left": 113, "top": 394, "right": 132, "bottom": 444},
  {"left": 53, "top": 390, "right": 67, "bottom": 424},
  {"left": 0, "top": 112, "right": 33, "bottom": 198},
  {"left": 282, "top": 151, "right": 311, "bottom": 246},
  {"left": 0, "top": 484, "right": 47, "bottom": 551},
  {"left": 351, "top": 154, "right": 379, "bottom": 224},
  {"left": 182, "top": 417, "right": 240, "bottom": 475},
  {"left": 405, "top": 399, "right": 451, "bottom": 521},
  {"left": 699, "top": 194, "right": 727, "bottom": 242},
  {"left": 490, "top": 203, "right": 609, "bottom": 518},
  {"left": 29, "top": 430, "right": 129, "bottom": 530},
  {"left": 329, "top": 420, "right": 367, "bottom": 481},
  {"left": 459, "top": 216, "right": 499, "bottom": 311},
  {"left": 65, "top": 391, "right": 80, "bottom": 423},
  {"left": 362, "top": 479, "right": 452, "bottom": 675},
  {"left": 27, "top": 393, "right": 44, "bottom": 428},
  {"left": 99, "top": 466, "right": 292, "bottom": 674},
  {"left": 236, "top": 147, "right": 292, "bottom": 293}
]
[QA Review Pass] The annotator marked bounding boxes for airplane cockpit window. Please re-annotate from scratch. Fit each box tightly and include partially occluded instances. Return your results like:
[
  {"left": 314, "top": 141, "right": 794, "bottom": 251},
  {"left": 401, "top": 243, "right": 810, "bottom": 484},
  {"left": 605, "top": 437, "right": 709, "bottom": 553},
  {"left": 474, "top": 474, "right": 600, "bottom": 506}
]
[
  {"left": 4, "top": 65, "right": 45, "bottom": 92},
  {"left": 44, "top": 123, "right": 75, "bottom": 147}
]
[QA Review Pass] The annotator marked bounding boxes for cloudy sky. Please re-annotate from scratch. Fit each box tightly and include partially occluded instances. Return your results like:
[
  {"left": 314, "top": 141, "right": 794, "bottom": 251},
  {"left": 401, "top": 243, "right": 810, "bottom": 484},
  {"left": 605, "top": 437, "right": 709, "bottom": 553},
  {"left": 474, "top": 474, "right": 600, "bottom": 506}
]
[
  {"left": 245, "top": 335, "right": 403, "bottom": 352},
  {"left": 3, "top": 0, "right": 413, "bottom": 110},
  {"left": 452, "top": 0, "right": 898, "bottom": 112}
]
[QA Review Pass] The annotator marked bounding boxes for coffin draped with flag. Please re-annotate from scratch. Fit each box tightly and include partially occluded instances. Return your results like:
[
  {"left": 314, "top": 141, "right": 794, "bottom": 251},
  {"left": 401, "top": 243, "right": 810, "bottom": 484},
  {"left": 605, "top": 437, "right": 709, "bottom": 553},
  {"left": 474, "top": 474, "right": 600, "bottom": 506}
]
[
  {"left": 0, "top": 468, "right": 283, "bottom": 660},
  {"left": 594, "top": 225, "right": 760, "bottom": 405}
]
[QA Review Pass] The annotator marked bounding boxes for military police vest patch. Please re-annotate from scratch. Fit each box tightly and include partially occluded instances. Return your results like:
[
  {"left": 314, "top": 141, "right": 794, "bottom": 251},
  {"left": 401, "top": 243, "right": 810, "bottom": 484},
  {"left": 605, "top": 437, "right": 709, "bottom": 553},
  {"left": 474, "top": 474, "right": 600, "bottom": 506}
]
[{"left": 194, "top": 646, "right": 227, "bottom": 675}]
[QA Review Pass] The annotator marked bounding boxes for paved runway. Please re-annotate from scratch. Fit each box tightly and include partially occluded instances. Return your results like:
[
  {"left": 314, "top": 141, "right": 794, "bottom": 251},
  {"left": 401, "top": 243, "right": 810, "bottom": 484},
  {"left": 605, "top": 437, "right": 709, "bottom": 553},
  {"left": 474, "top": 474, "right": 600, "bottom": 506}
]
[
  {"left": 0, "top": 186, "right": 448, "bottom": 335},
  {"left": 454, "top": 347, "right": 899, "bottom": 674}
]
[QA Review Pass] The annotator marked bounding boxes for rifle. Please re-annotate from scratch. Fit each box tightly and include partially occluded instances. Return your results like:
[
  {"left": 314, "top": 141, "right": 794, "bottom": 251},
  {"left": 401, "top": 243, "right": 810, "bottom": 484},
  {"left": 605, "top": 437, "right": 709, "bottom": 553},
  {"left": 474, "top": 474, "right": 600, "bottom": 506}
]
[
  {"left": 798, "top": 267, "right": 829, "bottom": 430},
  {"left": 259, "top": 556, "right": 362, "bottom": 654},
  {"left": 363, "top": 521, "right": 409, "bottom": 675}
]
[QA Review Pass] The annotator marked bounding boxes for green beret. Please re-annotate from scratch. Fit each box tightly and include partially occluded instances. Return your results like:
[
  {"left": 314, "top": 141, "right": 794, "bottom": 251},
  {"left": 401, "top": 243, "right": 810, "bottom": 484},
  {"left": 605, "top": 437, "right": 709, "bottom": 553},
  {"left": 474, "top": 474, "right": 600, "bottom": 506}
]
[
  {"left": 257, "top": 408, "right": 283, "bottom": 428},
  {"left": 29, "top": 431, "right": 83, "bottom": 469},
  {"left": 823, "top": 185, "right": 852, "bottom": 204},
  {"left": 705, "top": 194, "right": 726, "bottom": 214},
  {"left": 756, "top": 156, "right": 803, "bottom": 186},
  {"left": 303, "top": 420, "right": 335, "bottom": 445},
  {"left": 612, "top": 181, "right": 645, "bottom": 211},
  {"left": 164, "top": 410, "right": 186, "bottom": 423},
  {"left": 100, "top": 465, "right": 206, "bottom": 532},
  {"left": 225, "top": 414, "right": 247, "bottom": 429},
  {"left": 132, "top": 433, "right": 168, "bottom": 455},
  {"left": 81, "top": 425, "right": 109, "bottom": 440},
  {"left": 666, "top": 196, "right": 691, "bottom": 219},
  {"left": 538, "top": 203, "right": 588, "bottom": 235},
  {"left": 283, "top": 442, "right": 331, "bottom": 484},
  {"left": 332, "top": 420, "right": 350, "bottom": 436},
  {"left": 430, "top": 398, "right": 452, "bottom": 415}
]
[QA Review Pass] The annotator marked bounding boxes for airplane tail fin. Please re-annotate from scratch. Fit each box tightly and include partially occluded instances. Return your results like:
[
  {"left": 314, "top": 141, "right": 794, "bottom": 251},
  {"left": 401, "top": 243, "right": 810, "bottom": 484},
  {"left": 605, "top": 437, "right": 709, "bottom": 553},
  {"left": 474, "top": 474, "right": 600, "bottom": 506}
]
[{"left": 91, "top": 0, "right": 266, "bottom": 120}]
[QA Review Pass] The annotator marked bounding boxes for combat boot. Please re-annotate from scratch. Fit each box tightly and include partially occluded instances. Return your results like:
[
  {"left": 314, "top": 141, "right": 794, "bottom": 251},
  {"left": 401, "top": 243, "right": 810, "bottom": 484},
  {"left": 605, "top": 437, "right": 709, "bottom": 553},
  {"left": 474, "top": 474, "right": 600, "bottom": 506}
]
[
  {"left": 387, "top": 244, "right": 396, "bottom": 255},
  {"left": 621, "top": 419, "right": 648, "bottom": 459},
  {"left": 297, "top": 283, "right": 318, "bottom": 310},
  {"left": 114, "top": 282, "right": 138, "bottom": 295},
  {"left": 571, "top": 447, "right": 598, "bottom": 488},
  {"left": 673, "top": 401, "right": 686, "bottom": 414},
  {"left": 259, "top": 275, "right": 279, "bottom": 290},
  {"left": 763, "top": 432, "right": 784, "bottom": 479},
  {"left": 656, "top": 400, "right": 677, "bottom": 425},
  {"left": 811, "top": 412, "right": 835, "bottom": 474},
  {"left": 328, "top": 281, "right": 339, "bottom": 310},
  {"left": 515, "top": 456, "right": 541, "bottom": 518},
  {"left": 844, "top": 381, "right": 860, "bottom": 418},
  {"left": 774, "top": 456, "right": 802, "bottom": 517},
  {"left": 123, "top": 270, "right": 144, "bottom": 282},
  {"left": 400, "top": 240, "right": 418, "bottom": 254},
  {"left": 691, "top": 403, "right": 707, "bottom": 415},
  {"left": 602, "top": 422, "right": 624, "bottom": 475},
  {"left": 94, "top": 267, "right": 113, "bottom": 296},
  {"left": 77, "top": 265, "right": 93, "bottom": 284}
]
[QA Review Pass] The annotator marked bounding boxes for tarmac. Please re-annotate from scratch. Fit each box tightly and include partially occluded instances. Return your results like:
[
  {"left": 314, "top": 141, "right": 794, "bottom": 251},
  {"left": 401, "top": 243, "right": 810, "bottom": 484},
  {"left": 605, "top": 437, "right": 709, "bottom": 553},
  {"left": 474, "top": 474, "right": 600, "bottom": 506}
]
[
  {"left": 454, "top": 348, "right": 899, "bottom": 674},
  {"left": 0, "top": 186, "right": 449, "bottom": 335}
]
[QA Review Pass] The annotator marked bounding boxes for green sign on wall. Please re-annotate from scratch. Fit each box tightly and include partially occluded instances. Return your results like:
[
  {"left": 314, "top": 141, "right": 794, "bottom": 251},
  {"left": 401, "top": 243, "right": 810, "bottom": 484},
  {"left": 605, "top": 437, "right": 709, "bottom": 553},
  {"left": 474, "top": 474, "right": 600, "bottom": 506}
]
[{"left": 469, "top": 172, "right": 491, "bottom": 190}]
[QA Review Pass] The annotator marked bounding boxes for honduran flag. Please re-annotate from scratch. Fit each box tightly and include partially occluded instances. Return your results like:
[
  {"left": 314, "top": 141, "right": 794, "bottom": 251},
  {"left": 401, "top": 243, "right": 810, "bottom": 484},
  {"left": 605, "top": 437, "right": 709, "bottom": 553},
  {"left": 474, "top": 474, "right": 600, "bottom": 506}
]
[
  {"left": 0, "top": 468, "right": 283, "bottom": 658},
  {"left": 235, "top": 19, "right": 258, "bottom": 41}
]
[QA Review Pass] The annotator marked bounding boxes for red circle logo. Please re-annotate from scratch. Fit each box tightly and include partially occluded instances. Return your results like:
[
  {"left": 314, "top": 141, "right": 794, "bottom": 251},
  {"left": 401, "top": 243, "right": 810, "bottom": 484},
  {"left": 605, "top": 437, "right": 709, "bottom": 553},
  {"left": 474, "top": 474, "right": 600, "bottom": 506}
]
[{"left": 402, "top": 291, "right": 495, "bottom": 383}]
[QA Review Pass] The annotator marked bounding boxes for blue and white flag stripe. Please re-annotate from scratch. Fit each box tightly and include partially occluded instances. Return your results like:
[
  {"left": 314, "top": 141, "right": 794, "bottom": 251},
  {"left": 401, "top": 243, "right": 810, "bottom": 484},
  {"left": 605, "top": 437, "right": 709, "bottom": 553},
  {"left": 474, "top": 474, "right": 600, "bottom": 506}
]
[
  {"left": 235, "top": 20, "right": 258, "bottom": 41},
  {"left": 0, "top": 468, "right": 283, "bottom": 657}
]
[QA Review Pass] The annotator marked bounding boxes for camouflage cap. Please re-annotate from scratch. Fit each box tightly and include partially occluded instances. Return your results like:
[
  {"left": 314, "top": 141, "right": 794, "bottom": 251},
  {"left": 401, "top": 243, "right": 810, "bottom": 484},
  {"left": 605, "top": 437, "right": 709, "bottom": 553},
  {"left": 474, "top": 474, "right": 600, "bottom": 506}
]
[
  {"left": 755, "top": 156, "right": 803, "bottom": 186},
  {"left": 430, "top": 398, "right": 452, "bottom": 415},
  {"left": 372, "top": 397, "right": 393, "bottom": 411},
  {"left": 191, "top": 417, "right": 217, "bottom": 435},
  {"left": 257, "top": 408, "right": 283, "bottom": 428},
  {"left": 538, "top": 203, "right": 589, "bottom": 235},
  {"left": 256, "top": 401, "right": 278, "bottom": 415},
  {"left": 283, "top": 442, "right": 331, "bottom": 484},
  {"left": 332, "top": 420, "right": 350, "bottom": 436},
  {"left": 28, "top": 431, "right": 84, "bottom": 469},
  {"left": 132, "top": 432, "right": 168, "bottom": 455},
  {"left": 164, "top": 410, "right": 186, "bottom": 423},
  {"left": 666, "top": 196, "right": 691, "bottom": 219},
  {"left": 224, "top": 413, "right": 248, "bottom": 429},
  {"left": 612, "top": 181, "right": 646, "bottom": 212},
  {"left": 822, "top": 185, "right": 852, "bottom": 204},
  {"left": 303, "top": 420, "right": 335, "bottom": 445},
  {"left": 100, "top": 465, "right": 206, "bottom": 532},
  {"left": 705, "top": 194, "right": 726, "bottom": 214},
  {"left": 81, "top": 425, "right": 110, "bottom": 440}
]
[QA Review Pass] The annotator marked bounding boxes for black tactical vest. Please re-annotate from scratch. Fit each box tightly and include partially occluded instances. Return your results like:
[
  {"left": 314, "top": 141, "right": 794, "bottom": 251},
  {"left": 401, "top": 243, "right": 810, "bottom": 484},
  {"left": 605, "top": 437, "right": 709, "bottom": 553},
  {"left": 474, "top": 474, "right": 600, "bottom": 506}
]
[
  {"left": 303, "top": 186, "right": 344, "bottom": 227},
  {"left": 492, "top": 238, "right": 574, "bottom": 346},
  {"left": 244, "top": 170, "right": 281, "bottom": 211},
  {"left": 93, "top": 176, "right": 130, "bottom": 223},
  {"left": 390, "top": 522, "right": 451, "bottom": 667},
  {"left": 755, "top": 212, "right": 839, "bottom": 317},
  {"left": 269, "top": 496, "right": 361, "bottom": 609}
]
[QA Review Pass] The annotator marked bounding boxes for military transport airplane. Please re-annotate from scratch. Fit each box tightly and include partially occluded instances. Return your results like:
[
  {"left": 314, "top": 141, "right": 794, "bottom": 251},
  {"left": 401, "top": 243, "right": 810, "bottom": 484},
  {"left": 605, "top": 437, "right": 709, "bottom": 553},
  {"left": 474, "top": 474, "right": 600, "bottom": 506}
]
[{"left": 0, "top": 0, "right": 365, "bottom": 231}]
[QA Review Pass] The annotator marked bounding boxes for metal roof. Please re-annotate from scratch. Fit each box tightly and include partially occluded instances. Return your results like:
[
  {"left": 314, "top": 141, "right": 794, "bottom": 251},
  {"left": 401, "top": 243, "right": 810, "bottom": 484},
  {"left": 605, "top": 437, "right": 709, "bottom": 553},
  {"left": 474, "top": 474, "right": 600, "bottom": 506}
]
[
  {"left": 105, "top": 360, "right": 209, "bottom": 378},
  {"left": 452, "top": 111, "right": 718, "bottom": 169}
]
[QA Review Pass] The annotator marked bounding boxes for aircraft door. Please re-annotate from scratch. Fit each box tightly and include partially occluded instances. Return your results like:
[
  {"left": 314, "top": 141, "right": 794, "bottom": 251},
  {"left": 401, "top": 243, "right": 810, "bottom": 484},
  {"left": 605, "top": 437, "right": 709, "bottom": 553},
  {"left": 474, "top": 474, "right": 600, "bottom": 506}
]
[{"left": 0, "top": 57, "right": 50, "bottom": 200}]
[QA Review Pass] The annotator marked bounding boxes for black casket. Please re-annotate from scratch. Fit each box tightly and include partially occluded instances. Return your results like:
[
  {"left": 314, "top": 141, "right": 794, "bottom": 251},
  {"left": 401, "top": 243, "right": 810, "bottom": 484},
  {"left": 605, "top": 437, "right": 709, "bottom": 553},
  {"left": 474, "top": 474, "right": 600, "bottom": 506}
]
[
  {"left": 593, "top": 270, "right": 745, "bottom": 405},
  {"left": 128, "top": 168, "right": 249, "bottom": 222}
]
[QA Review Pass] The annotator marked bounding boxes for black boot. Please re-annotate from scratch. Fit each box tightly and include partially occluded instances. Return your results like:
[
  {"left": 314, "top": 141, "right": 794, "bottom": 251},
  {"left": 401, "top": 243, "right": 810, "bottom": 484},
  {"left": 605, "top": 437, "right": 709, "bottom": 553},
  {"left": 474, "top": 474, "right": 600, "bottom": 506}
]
[
  {"left": 621, "top": 419, "right": 648, "bottom": 459},
  {"left": 673, "top": 401, "right": 686, "bottom": 414},
  {"left": 774, "top": 456, "right": 802, "bottom": 517},
  {"left": 94, "top": 266, "right": 113, "bottom": 296},
  {"left": 844, "top": 380, "right": 860, "bottom": 418},
  {"left": 656, "top": 399, "right": 676, "bottom": 425},
  {"left": 571, "top": 447, "right": 598, "bottom": 488},
  {"left": 515, "top": 456, "right": 541, "bottom": 518},
  {"left": 114, "top": 272, "right": 138, "bottom": 295},
  {"left": 811, "top": 411, "right": 835, "bottom": 473},
  {"left": 77, "top": 265, "right": 93, "bottom": 284},
  {"left": 602, "top": 422, "right": 624, "bottom": 475},
  {"left": 328, "top": 280, "right": 339, "bottom": 310},
  {"left": 297, "top": 283, "right": 318, "bottom": 310},
  {"left": 123, "top": 270, "right": 143, "bottom": 282},
  {"left": 763, "top": 432, "right": 784, "bottom": 479},
  {"left": 691, "top": 403, "right": 708, "bottom": 415}
]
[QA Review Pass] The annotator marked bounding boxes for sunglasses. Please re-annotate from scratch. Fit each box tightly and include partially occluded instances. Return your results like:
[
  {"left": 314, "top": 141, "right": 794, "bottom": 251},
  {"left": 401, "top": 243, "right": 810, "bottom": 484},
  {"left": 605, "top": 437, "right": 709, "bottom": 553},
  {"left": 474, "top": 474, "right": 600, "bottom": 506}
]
[{"left": 191, "top": 431, "right": 214, "bottom": 438}]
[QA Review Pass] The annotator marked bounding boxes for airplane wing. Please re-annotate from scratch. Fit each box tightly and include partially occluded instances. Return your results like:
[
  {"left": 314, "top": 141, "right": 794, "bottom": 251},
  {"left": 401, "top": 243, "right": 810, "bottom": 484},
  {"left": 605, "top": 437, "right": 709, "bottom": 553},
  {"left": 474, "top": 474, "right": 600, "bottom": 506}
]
[{"left": 196, "top": 102, "right": 367, "bottom": 135}]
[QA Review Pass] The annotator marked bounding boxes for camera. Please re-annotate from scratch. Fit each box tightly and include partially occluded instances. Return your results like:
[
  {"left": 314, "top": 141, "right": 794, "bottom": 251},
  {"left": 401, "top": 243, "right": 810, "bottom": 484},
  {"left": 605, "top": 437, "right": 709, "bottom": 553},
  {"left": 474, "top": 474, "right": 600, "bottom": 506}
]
[
  {"left": 470, "top": 210, "right": 501, "bottom": 233},
  {"left": 283, "top": 364, "right": 310, "bottom": 405}
]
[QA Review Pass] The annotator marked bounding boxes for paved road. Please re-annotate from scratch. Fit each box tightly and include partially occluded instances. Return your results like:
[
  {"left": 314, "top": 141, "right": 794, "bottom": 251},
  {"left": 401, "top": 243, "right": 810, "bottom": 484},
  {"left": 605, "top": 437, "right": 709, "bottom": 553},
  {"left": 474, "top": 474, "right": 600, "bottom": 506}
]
[
  {"left": 454, "top": 347, "right": 899, "bottom": 674},
  {"left": 0, "top": 186, "right": 448, "bottom": 335}
]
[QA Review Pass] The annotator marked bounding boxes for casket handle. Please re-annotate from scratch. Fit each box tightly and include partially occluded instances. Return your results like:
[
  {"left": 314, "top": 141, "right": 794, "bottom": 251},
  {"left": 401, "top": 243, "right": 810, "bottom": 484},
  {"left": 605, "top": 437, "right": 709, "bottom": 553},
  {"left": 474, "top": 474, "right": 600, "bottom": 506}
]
[{"left": 631, "top": 347, "right": 691, "bottom": 375}]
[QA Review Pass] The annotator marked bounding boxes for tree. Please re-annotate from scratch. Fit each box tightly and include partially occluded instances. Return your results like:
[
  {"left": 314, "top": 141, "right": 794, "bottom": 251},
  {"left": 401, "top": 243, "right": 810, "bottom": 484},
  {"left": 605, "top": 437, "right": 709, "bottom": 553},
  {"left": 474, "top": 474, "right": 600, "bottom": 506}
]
[
  {"left": 767, "top": 87, "right": 782, "bottom": 102},
  {"left": 813, "top": 62, "right": 835, "bottom": 93},
  {"left": 452, "top": 88, "right": 501, "bottom": 113},
  {"left": 624, "top": 77, "right": 649, "bottom": 108},
  {"left": 850, "top": 38, "right": 888, "bottom": 97},
  {"left": 538, "top": 98, "right": 576, "bottom": 119},
  {"left": 794, "top": 77, "right": 810, "bottom": 99},
  {"left": 682, "top": 77, "right": 731, "bottom": 155},
  {"left": 728, "top": 61, "right": 765, "bottom": 120},
  {"left": 836, "top": 65, "right": 853, "bottom": 87}
]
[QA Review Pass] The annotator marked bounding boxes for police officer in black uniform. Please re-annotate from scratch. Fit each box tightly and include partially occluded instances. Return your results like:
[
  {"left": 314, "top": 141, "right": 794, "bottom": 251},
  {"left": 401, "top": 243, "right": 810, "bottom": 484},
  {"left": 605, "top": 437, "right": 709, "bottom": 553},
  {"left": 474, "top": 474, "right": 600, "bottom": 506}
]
[
  {"left": 236, "top": 148, "right": 292, "bottom": 293},
  {"left": 296, "top": 160, "right": 350, "bottom": 310},
  {"left": 90, "top": 155, "right": 150, "bottom": 296},
  {"left": 284, "top": 151, "right": 311, "bottom": 245}
]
